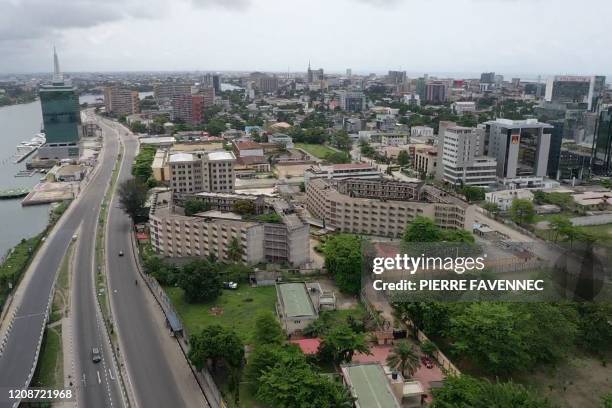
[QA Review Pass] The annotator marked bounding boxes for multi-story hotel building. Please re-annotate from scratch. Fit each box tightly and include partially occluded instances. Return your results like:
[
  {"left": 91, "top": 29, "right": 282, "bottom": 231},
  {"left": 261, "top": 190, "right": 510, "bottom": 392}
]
[
  {"left": 304, "top": 163, "right": 382, "bottom": 185},
  {"left": 168, "top": 150, "right": 236, "bottom": 195},
  {"left": 306, "top": 178, "right": 469, "bottom": 237},
  {"left": 150, "top": 191, "right": 310, "bottom": 266}
]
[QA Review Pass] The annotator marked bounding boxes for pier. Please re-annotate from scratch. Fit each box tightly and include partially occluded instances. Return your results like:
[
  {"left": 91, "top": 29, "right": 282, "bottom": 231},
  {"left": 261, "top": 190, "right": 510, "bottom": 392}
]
[{"left": 0, "top": 188, "right": 30, "bottom": 199}]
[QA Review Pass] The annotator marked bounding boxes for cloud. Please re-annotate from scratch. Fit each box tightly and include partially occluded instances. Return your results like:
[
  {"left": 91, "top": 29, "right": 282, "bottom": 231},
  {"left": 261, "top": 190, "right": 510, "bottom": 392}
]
[
  {"left": 0, "top": 0, "right": 165, "bottom": 42},
  {"left": 191, "top": 0, "right": 251, "bottom": 9}
]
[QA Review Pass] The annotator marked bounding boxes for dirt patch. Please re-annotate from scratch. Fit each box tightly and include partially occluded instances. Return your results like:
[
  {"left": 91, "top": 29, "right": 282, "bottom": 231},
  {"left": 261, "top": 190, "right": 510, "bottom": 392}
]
[
  {"left": 518, "top": 351, "right": 612, "bottom": 408},
  {"left": 209, "top": 307, "right": 224, "bottom": 316}
]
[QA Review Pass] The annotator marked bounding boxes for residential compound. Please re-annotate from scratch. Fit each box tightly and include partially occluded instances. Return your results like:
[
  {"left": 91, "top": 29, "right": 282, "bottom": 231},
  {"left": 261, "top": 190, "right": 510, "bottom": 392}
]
[
  {"left": 167, "top": 150, "right": 236, "bottom": 195},
  {"left": 150, "top": 190, "right": 310, "bottom": 266},
  {"left": 307, "top": 178, "right": 470, "bottom": 237}
]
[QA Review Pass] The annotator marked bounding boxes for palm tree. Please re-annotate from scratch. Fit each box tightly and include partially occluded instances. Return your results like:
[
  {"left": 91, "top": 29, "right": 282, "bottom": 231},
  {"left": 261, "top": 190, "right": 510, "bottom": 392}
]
[{"left": 386, "top": 341, "right": 420, "bottom": 379}]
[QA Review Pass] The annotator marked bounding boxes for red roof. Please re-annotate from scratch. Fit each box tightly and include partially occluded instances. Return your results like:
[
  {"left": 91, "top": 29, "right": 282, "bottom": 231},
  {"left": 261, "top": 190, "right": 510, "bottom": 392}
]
[
  {"left": 290, "top": 338, "right": 321, "bottom": 355},
  {"left": 235, "top": 141, "right": 263, "bottom": 150}
]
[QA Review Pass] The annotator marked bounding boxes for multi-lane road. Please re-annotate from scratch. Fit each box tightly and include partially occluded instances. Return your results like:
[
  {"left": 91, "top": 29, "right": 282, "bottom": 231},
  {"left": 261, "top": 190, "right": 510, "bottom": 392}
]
[
  {"left": 0, "top": 113, "right": 209, "bottom": 408},
  {"left": 99, "top": 118, "right": 209, "bottom": 407},
  {"left": 0, "top": 111, "right": 122, "bottom": 407}
]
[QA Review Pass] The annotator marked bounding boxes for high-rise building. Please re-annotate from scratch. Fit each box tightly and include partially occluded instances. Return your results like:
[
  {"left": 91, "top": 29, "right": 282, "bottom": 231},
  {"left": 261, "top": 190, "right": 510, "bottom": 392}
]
[
  {"left": 338, "top": 91, "right": 366, "bottom": 112},
  {"left": 172, "top": 87, "right": 215, "bottom": 125},
  {"left": 480, "top": 72, "right": 495, "bottom": 84},
  {"left": 153, "top": 82, "right": 192, "bottom": 103},
  {"left": 591, "top": 106, "right": 612, "bottom": 175},
  {"left": 485, "top": 118, "right": 554, "bottom": 181},
  {"left": 545, "top": 75, "right": 606, "bottom": 111},
  {"left": 104, "top": 85, "right": 140, "bottom": 116},
  {"left": 38, "top": 47, "right": 81, "bottom": 159},
  {"left": 257, "top": 75, "right": 279, "bottom": 93},
  {"left": 387, "top": 71, "right": 407, "bottom": 85},
  {"left": 306, "top": 62, "right": 324, "bottom": 83},
  {"left": 202, "top": 74, "right": 221, "bottom": 94},
  {"left": 346, "top": 68, "right": 352, "bottom": 78},
  {"left": 439, "top": 126, "right": 497, "bottom": 187},
  {"left": 425, "top": 81, "right": 448, "bottom": 103}
]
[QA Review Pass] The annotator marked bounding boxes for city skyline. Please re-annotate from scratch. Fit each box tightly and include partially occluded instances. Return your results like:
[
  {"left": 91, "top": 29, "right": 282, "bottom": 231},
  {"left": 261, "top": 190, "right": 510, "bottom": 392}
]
[{"left": 2, "top": 0, "right": 612, "bottom": 75}]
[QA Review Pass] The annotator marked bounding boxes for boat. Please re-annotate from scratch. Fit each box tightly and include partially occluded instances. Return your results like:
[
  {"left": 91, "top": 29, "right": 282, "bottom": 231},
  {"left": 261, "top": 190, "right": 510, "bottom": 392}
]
[{"left": 14, "top": 132, "right": 45, "bottom": 163}]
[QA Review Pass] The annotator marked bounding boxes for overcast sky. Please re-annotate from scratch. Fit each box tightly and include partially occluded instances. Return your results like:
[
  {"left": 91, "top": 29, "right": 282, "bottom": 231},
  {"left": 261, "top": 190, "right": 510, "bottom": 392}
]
[{"left": 1, "top": 0, "right": 611, "bottom": 77}]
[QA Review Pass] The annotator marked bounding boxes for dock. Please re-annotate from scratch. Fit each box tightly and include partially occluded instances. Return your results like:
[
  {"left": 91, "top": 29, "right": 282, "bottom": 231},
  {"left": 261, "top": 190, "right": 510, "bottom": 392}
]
[
  {"left": 0, "top": 188, "right": 30, "bottom": 199},
  {"left": 13, "top": 146, "right": 39, "bottom": 164}
]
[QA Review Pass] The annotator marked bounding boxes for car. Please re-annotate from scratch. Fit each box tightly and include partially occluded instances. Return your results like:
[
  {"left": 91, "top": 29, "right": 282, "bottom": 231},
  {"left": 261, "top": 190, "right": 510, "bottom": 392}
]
[
  {"left": 92, "top": 347, "right": 101, "bottom": 363},
  {"left": 118, "top": 250, "right": 124, "bottom": 257},
  {"left": 72, "top": 234, "right": 78, "bottom": 241},
  {"left": 223, "top": 281, "right": 238, "bottom": 290}
]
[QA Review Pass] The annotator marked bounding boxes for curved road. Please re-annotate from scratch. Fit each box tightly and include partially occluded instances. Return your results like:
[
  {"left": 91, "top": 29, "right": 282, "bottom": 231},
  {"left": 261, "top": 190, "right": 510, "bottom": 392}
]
[
  {"left": 0, "top": 111, "right": 122, "bottom": 407},
  {"left": 102, "top": 119, "right": 209, "bottom": 408}
]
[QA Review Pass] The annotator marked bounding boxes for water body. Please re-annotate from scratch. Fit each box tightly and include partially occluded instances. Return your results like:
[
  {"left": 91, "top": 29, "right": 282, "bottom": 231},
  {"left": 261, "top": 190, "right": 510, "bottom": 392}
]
[
  {"left": 79, "top": 91, "right": 153, "bottom": 105},
  {"left": 0, "top": 101, "right": 51, "bottom": 259}
]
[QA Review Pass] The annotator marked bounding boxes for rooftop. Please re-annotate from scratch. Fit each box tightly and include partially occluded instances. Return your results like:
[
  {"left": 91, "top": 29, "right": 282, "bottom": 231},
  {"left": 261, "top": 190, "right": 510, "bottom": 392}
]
[
  {"left": 277, "top": 282, "right": 317, "bottom": 318},
  {"left": 168, "top": 152, "right": 193, "bottom": 163},
  {"left": 208, "top": 151, "right": 236, "bottom": 161},
  {"left": 342, "top": 364, "right": 400, "bottom": 408}
]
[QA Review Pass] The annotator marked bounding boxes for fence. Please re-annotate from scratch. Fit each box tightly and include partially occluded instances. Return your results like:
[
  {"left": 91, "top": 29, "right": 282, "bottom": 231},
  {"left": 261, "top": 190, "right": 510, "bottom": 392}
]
[
  {"left": 404, "top": 319, "right": 461, "bottom": 377},
  {"left": 130, "top": 232, "right": 224, "bottom": 408}
]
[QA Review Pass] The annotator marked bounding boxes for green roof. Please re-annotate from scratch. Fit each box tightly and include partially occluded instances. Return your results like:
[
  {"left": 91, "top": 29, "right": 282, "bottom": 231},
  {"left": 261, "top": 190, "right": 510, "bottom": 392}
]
[
  {"left": 344, "top": 364, "right": 400, "bottom": 408},
  {"left": 278, "top": 283, "right": 316, "bottom": 318}
]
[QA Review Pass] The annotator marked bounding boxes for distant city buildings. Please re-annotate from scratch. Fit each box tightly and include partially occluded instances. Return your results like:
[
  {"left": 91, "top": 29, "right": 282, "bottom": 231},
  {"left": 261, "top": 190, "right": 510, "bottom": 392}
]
[
  {"left": 338, "top": 90, "right": 366, "bottom": 112},
  {"left": 452, "top": 101, "right": 476, "bottom": 116},
  {"left": 591, "top": 105, "right": 612, "bottom": 175},
  {"left": 545, "top": 75, "right": 606, "bottom": 111},
  {"left": 425, "top": 81, "right": 448, "bottom": 103},
  {"left": 172, "top": 87, "right": 215, "bottom": 125},
  {"left": 104, "top": 85, "right": 140, "bottom": 116}
]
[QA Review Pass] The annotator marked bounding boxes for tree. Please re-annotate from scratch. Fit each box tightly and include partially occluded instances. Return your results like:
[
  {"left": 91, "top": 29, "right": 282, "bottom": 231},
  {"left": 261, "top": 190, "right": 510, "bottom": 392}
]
[
  {"left": 232, "top": 199, "right": 256, "bottom": 215},
  {"left": 178, "top": 260, "right": 221, "bottom": 303},
  {"left": 323, "top": 234, "right": 362, "bottom": 294},
  {"left": 450, "top": 303, "right": 531, "bottom": 375},
  {"left": 226, "top": 237, "right": 243, "bottom": 262},
  {"left": 117, "top": 178, "right": 148, "bottom": 222},
  {"left": 132, "top": 145, "right": 156, "bottom": 183},
  {"left": 386, "top": 341, "right": 420, "bottom": 379},
  {"left": 397, "top": 150, "right": 410, "bottom": 167},
  {"left": 482, "top": 202, "right": 500, "bottom": 216},
  {"left": 549, "top": 215, "right": 573, "bottom": 242},
  {"left": 325, "top": 151, "right": 351, "bottom": 164},
  {"left": 246, "top": 344, "right": 302, "bottom": 390},
  {"left": 442, "top": 229, "right": 475, "bottom": 244},
  {"left": 575, "top": 303, "right": 612, "bottom": 354},
  {"left": 318, "top": 324, "right": 370, "bottom": 365},
  {"left": 257, "top": 357, "right": 354, "bottom": 408},
  {"left": 183, "top": 198, "right": 211, "bottom": 216},
  {"left": 142, "top": 255, "right": 178, "bottom": 285},
  {"left": 189, "top": 324, "right": 244, "bottom": 371},
  {"left": 431, "top": 375, "right": 552, "bottom": 408},
  {"left": 359, "top": 140, "right": 376, "bottom": 157},
  {"left": 206, "top": 117, "right": 227, "bottom": 136},
  {"left": 333, "top": 130, "right": 352, "bottom": 151},
  {"left": 461, "top": 186, "right": 485, "bottom": 203},
  {"left": 602, "top": 392, "right": 612, "bottom": 408},
  {"left": 403, "top": 216, "right": 443, "bottom": 243},
  {"left": 253, "top": 311, "right": 285, "bottom": 345},
  {"left": 509, "top": 198, "right": 535, "bottom": 225}
]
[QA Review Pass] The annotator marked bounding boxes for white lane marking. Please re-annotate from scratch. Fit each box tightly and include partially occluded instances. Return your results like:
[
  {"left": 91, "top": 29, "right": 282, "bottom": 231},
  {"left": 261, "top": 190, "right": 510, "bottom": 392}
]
[
  {"left": 82, "top": 373, "right": 87, "bottom": 387},
  {"left": 109, "top": 369, "right": 115, "bottom": 381},
  {"left": 97, "top": 370, "right": 101, "bottom": 384}
]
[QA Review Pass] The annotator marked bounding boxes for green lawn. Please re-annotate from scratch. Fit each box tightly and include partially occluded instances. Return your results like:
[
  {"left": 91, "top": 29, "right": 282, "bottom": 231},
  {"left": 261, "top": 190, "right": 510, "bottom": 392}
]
[
  {"left": 295, "top": 143, "right": 337, "bottom": 160},
  {"left": 33, "top": 327, "right": 63, "bottom": 388},
  {"left": 165, "top": 285, "right": 277, "bottom": 343}
]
